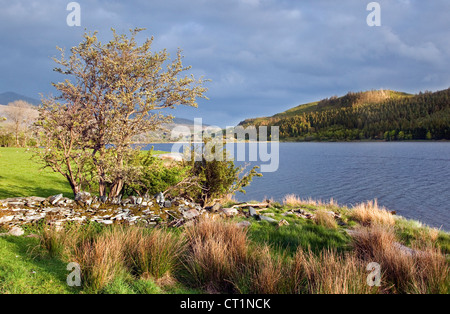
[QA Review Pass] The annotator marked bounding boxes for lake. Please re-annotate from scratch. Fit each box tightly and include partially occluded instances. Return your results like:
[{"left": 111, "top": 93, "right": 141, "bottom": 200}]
[{"left": 146, "top": 142, "right": 450, "bottom": 231}]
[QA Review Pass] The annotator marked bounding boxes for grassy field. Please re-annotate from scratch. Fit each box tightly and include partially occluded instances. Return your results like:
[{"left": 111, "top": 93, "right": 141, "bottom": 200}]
[
  {"left": 0, "top": 147, "right": 73, "bottom": 199},
  {"left": 0, "top": 203, "right": 448, "bottom": 294},
  {"left": 0, "top": 147, "right": 167, "bottom": 200},
  {"left": 0, "top": 147, "right": 449, "bottom": 294}
]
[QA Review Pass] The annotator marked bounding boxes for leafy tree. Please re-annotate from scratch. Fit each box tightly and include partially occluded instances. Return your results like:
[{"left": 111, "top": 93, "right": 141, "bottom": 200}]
[
  {"left": 123, "top": 149, "right": 189, "bottom": 197},
  {"left": 180, "top": 143, "right": 262, "bottom": 206},
  {"left": 37, "top": 28, "right": 208, "bottom": 197}
]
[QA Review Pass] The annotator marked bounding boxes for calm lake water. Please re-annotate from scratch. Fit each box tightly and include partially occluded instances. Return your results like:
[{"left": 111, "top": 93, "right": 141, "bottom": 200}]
[{"left": 146, "top": 142, "right": 450, "bottom": 231}]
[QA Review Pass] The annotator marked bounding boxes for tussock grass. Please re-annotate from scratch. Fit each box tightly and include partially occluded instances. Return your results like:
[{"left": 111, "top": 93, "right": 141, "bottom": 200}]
[
  {"left": 290, "top": 248, "right": 374, "bottom": 294},
  {"left": 349, "top": 200, "right": 395, "bottom": 226},
  {"left": 184, "top": 218, "right": 249, "bottom": 293},
  {"left": 283, "top": 194, "right": 337, "bottom": 208},
  {"left": 235, "top": 244, "right": 285, "bottom": 294},
  {"left": 314, "top": 210, "right": 338, "bottom": 229},
  {"left": 352, "top": 225, "right": 449, "bottom": 294},
  {"left": 71, "top": 229, "right": 127, "bottom": 291},
  {"left": 248, "top": 219, "right": 350, "bottom": 256},
  {"left": 39, "top": 226, "right": 68, "bottom": 258},
  {"left": 31, "top": 208, "right": 448, "bottom": 294},
  {"left": 123, "top": 227, "right": 186, "bottom": 279},
  {"left": 38, "top": 224, "right": 186, "bottom": 292}
]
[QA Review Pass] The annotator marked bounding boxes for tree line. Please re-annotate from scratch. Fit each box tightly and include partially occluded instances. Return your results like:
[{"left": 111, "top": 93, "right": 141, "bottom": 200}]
[
  {"left": 0, "top": 100, "right": 38, "bottom": 147},
  {"left": 240, "top": 89, "right": 450, "bottom": 141}
]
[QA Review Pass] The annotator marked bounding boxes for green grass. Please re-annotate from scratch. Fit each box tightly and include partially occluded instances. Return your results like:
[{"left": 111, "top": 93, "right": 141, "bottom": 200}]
[
  {"left": 0, "top": 147, "right": 73, "bottom": 199},
  {"left": 0, "top": 227, "right": 201, "bottom": 294},
  {"left": 394, "top": 217, "right": 450, "bottom": 254},
  {"left": 0, "top": 147, "right": 168, "bottom": 200},
  {"left": 0, "top": 235, "right": 80, "bottom": 294},
  {"left": 240, "top": 207, "right": 351, "bottom": 255}
]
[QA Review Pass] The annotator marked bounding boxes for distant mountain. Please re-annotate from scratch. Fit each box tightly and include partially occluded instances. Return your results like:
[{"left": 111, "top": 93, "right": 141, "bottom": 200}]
[
  {"left": 0, "top": 92, "right": 40, "bottom": 106},
  {"left": 239, "top": 88, "right": 450, "bottom": 141}
]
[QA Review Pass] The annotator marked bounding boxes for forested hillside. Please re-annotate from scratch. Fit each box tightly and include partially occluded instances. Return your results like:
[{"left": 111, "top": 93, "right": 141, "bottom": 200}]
[{"left": 239, "top": 89, "right": 450, "bottom": 141}]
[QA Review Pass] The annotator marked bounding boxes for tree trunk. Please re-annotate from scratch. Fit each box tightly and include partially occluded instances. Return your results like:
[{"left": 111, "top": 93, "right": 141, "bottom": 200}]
[
  {"left": 66, "top": 174, "right": 80, "bottom": 197},
  {"left": 98, "top": 178, "right": 106, "bottom": 197},
  {"left": 108, "top": 179, "right": 124, "bottom": 198},
  {"left": 15, "top": 123, "right": 19, "bottom": 147}
]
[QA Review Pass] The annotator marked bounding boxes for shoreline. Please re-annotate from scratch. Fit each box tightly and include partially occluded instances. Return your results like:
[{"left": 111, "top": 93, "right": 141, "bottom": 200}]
[{"left": 135, "top": 139, "right": 450, "bottom": 145}]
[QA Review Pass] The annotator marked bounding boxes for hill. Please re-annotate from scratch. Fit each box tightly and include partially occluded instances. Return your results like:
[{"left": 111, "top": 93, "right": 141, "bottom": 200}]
[
  {"left": 239, "top": 88, "right": 450, "bottom": 141},
  {"left": 0, "top": 92, "right": 40, "bottom": 106}
]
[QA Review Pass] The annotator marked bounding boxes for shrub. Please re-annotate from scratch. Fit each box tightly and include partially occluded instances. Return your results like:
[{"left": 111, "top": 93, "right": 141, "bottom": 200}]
[
  {"left": 123, "top": 149, "right": 189, "bottom": 197},
  {"left": 182, "top": 143, "right": 261, "bottom": 206}
]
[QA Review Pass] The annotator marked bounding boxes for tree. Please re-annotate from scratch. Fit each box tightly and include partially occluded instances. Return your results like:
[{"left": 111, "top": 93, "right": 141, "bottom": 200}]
[
  {"left": 38, "top": 28, "right": 208, "bottom": 197},
  {"left": 180, "top": 143, "right": 262, "bottom": 206},
  {"left": 4, "top": 100, "right": 37, "bottom": 146},
  {"left": 36, "top": 97, "right": 94, "bottom": 195}
]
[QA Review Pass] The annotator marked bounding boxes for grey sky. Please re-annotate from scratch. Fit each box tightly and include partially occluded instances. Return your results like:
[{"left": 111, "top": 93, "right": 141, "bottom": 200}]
[{"left": 1, "top": 0, "right": 449, "bottom": 126}]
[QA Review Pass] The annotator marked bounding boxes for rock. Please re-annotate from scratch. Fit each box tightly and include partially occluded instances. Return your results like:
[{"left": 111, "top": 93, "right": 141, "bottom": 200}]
[
  {"left": 0, "top": 194, "right": 223, "bottom": 230},
  {"left": 164, "top": 201, "right": 172, "bottom": 208},
  {"left": 0, "top": 216, "right": 13, "bottom": 224},
  {"left": 278, "top": 219, "right": 289, "bottom": 227},
  {"left": 111, "top": 195, "right": 122, "bottom": 205},
  {"left": 221, "top": 208, "right": 238, "bottom": 216},
  {"left": 156, "top": 192, "right": 165, "bottom": 206},
  {"left": 7, "top": 202, "right": 24, "bottom": 206},
  {"left": 259, "top": 215, "right": 277, "bottom": 223},
  {"left": 9, "top": 226, "right": 24, "bottom": 236},
  {"left": 236, "top": 220, "right": 251, "bottom": 228},
  {"left": 99, "top": 196, "right": 108, "bottom": 203},
  {"left": 121, "top": 198, "right": 131, "bottom": 205},
  {"left": 183, "top": 209, "right": 200, "bottom": 220},
  {"left": 75, "top": 192, "right": 92, "bottom": 205},
  {"left": 211, "top": 203, "right": 222, "bottom": 212},
  {"left": 48, "top": 194, "right": 63, "bottom": 205},
  {"left": 248, "top": 207, "right": 257, "bottom": 217}
]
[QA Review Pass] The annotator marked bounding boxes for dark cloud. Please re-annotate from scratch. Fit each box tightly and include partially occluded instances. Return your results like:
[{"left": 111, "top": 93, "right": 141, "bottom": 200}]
[{"left": 1, "top": 0, "right": 449, "bottom": 126}]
